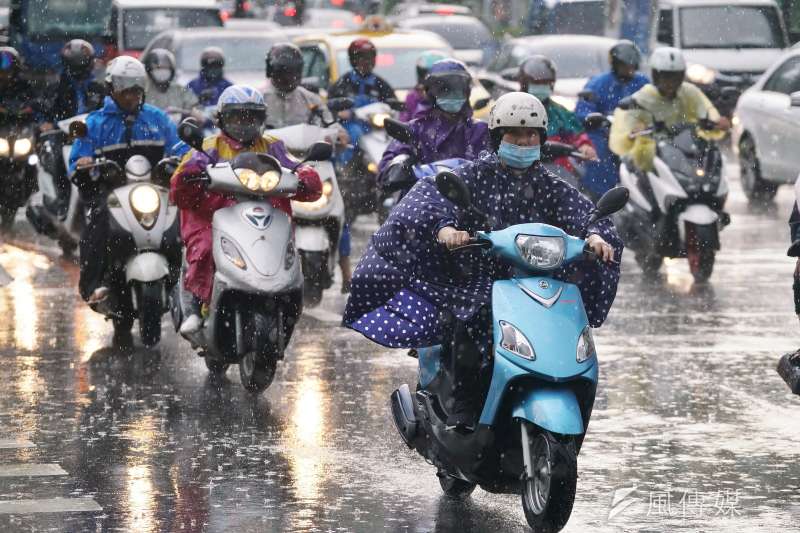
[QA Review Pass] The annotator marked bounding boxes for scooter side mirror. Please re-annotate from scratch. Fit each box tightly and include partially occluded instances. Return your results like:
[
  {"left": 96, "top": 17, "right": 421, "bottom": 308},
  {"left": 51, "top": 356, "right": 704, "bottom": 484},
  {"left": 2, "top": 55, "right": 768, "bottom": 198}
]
[
  {"left": 541, "top": 141, "right": 574, "bottom": 161},
  {"left": 303, "top": 141, "right": 333, "bottom": 162},
  {"left": 326, "top": 97, "right": 354, "bottom": 113},
  {"left": 588, "top": 187, "right": 629, "bottom": 226},
  {"left": 384, "top": 117, "right": 414, "bottom": 144},
  {"left": 301, "top": 76, "right": 321, "bottom": 94},
  {"left": 435, "top": 170, "right": 471, "bottom": 210},
  {"left": 473, "top": 97, "right": 491, "bottom": 111},
  {"left": 500, "top": 67, "right": 518, "bottom": 82},
  {"left": 583, "top": 112, "right": 607, "bottom": 131},
  {"left": 69, "top": 120, "right": 87, "bottom": 140},
  {"left": 617, "top": 96, "right": 639, "bottom": 111},
  {"left": 177, "top": 118, "right": 205, "bottom": 152}
]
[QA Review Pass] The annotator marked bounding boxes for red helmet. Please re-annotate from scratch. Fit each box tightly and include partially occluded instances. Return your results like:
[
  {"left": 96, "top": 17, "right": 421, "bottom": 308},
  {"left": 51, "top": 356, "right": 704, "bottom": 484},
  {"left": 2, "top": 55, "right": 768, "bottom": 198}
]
[{"left": 348, "top": 38, "right": 376, "bottom": 67}]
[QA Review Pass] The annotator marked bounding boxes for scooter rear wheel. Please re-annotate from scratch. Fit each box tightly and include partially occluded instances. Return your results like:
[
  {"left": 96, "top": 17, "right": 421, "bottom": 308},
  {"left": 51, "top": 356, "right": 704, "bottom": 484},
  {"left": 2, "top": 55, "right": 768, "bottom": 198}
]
[
  {"left": 437, "top": 471, "right": 476, "bottom": 500},
  {"left": 521, "top": 428, "right": 577, "bottom": 533}
]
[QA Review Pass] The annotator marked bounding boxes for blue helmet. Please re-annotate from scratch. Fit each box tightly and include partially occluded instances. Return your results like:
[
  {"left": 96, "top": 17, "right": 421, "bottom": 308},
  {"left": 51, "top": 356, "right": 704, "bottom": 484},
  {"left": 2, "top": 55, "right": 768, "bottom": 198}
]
[
  {"left": 423, "top": 59, "right": 471, "bottom": 98},
  {"left": 216, "top": 85, "right": 266, "bottom": 144},
  {"left": 217, "top": 84, "right": 265, "bottom": 110},
  {"left": 416, "top": 50, "right": 450, "bottom": 83}
]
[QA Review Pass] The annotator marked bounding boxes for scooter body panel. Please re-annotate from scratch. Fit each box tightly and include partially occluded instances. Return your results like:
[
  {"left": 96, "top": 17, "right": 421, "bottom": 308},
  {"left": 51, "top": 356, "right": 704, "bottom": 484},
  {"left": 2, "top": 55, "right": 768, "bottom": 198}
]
[
  {"left": 125, "top": 251, "right": 169, "bottom": 283},
  {"left": 511, "top": 386, "right": 584, "bottom": 435},
  {"left": 108, "top": 183, "right": 173, "bottom": 252}
]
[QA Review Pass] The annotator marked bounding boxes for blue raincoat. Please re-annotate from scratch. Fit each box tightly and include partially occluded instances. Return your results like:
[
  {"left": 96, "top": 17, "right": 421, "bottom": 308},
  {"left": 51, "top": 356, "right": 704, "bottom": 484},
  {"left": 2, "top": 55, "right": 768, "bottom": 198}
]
[{"left": 343, "top": 151, "right": 623, "bottom": 348}]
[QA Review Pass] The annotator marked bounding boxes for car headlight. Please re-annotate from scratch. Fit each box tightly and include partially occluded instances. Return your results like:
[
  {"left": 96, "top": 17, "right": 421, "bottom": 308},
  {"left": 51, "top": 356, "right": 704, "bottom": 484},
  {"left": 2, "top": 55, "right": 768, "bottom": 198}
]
[
  {"left": 576, "top": 325, "right": 596, "bottom": 363},
  {"left": 221, "top": 236, "right": 247, "bottom": 270},
  {"left": 371, "top": 113, "right": 390, "bottom": 128},
  {"left": 515, "top": 235, "right": 565, "bottom": 270},
  {"left": 236, "top": 168, "right": 281, "bottom": 192},
  {"left": 129, "top": 184, "right": 160, "bottom": 229},
  {"left": 686, "top": 64, "right": 717, "bottom": 85},
  {"left": 295, "top": 179, "right": 334, "bottom": 210},
  {"left": 0, "top": 138, "right": 9, "bottom": 157},
  {"left": 499, "top": 320, "right": 535, "bottom": 360},
  {"left": 13, "top": 138, "right": 32, "bottom": 157}
]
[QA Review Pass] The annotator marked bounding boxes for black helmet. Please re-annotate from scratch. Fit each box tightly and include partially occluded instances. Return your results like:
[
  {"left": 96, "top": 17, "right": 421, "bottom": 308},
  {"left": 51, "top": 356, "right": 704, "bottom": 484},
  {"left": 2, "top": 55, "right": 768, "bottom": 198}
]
[
  {"left": 0, "top": 47, "right": 21, "bottom": 74},
  {"left": 200, "top": 47, "right": 225, "bottom": 69},
  {"left": 61, "top": 39, "right": 95, "bottom": 78},
  {"left": 609, "top": 40, "right": 641, "bottom": 68},
  {"left": 266, "top": 42, "right": 303, "bottom": 78},
  {"left": 519, "top": 55, "right": 557, "bottom": 85}
]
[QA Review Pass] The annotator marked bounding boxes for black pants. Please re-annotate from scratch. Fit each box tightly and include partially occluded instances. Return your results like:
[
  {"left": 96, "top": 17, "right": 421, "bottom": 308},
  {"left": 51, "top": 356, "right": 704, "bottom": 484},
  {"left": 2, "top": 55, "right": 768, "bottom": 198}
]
[{"left": 444, "top": 307, "right": 494, "bottom": 407}]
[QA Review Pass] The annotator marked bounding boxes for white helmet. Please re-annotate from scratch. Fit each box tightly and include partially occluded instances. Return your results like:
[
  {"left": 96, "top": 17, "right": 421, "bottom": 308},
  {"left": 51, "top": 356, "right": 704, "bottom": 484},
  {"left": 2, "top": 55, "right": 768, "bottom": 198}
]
[
  {"left": 124, "top": 155, "right": 152, "bottom": 182},
  {"left": 649, "top": 47, "right": 686, "bottom": 73},
  {"left": 105, "top": 56, "right": 147, "bottom": 93},
  {"left": 489, "top": 91, "right": 548, "bottom": 131}
]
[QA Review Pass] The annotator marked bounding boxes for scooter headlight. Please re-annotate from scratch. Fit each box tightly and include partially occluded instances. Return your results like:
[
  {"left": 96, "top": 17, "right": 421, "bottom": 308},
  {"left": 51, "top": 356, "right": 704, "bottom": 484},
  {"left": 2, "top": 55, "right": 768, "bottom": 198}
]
[
  {"left": 236, "top": 168, "right": 281, "bottom": 192},
  {"left": 515, "top": 235, "right": 565, "bottom": 270},
  {"left": 499, "top": 320, "right": 535, "bottom": 360},
  {"left": 129, "top": 184, "right": 160, "bottom": 229},
  {"left": 0, "top": 138, "right": 9, "bottom": 157},
  {"left": 576, "top": 326, "right": 596, "bottom": 363},
  {"left": 294, "top": 179, "right": 334, "bottom": 211},
  {"left": 13, "top": 138, "right": 32, "bottom": 157},
  {"left": 221, "top": 236, "right": 247, "bottom": 270},
  {"left": 371, "top": 113, "right": 390, "bottom": 128}
]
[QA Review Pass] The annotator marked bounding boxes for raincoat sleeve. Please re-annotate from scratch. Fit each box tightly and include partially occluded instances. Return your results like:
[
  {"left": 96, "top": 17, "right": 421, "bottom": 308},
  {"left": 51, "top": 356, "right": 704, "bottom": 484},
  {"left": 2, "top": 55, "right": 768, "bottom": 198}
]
[
  {"left": 159, "top": 112, "right": 189, "bottom": 157},
  {"left": 169, "top": 148, "right": 233, "bottom": 219},
  {"left": 375, "top": 75, "right": 397, "bottom": 102},
  {"left": 379, "top": 137, "right": 416, "bottom": 172},
  {"left": 609, "top": 107, "right": 655, "bottom": 171},
  {"left": 574, "top": 77, "right": 601, "bottom": 121},
  {"left": 265, "top": 139, "right": 322, "bottom": 202}
]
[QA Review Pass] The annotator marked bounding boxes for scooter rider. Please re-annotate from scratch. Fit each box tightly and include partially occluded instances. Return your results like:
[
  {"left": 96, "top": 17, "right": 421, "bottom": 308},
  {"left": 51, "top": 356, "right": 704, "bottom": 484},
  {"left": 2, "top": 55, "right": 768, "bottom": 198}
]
[
  {"left": 609, "top": 47, "right": 730, "bottom": 174},
  {"left": 343, "top": 92, "right": 621, "bottom": 431},
  {"left": 69, "top": 56, "right": 188, "bottom": 347},
  {"left": 378, "top": 59, "right": 488, "bottom": 187},
  {"left": 171, "top": 85, "right": 322, "bottom": 336},
  {"left": 328, "top": 38, "right": 396, "bottom": 107},
  {"left": 143, "top": 48, "right": 199, "bottom": 115},
  {"left": 187, "top": 47, "right": 233, "bottom": 106},
  {"left": 518, "top": 55, "right": 597, "bottom": 172},
  {"left": 400, "top": 50, "right": 449, "bottom": 121},
  {"left": 575, "top": 40, "right": 649, "bottom": 199},
  {"left": 0, "top": 47, "right": 45, "bottom": 122}
]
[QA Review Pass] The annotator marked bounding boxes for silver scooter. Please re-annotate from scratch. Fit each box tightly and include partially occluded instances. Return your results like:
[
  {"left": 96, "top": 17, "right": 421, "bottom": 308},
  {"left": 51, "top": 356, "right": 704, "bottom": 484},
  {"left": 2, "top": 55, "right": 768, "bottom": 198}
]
[
  {"left": 265, "top": 123, "right": 345, "bottom": 306},
  {"left": 171, "top": 120, "right": 333, "bottom": 392}
]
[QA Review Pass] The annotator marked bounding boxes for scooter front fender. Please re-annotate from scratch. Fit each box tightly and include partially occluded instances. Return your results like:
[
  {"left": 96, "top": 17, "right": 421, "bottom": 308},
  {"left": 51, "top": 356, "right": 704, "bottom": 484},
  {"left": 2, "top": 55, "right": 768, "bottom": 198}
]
[
  {"left": 126, "top": 252, "right": 169, "bottom": 283},
  {"left": 512, "top": 386, "right": 584, "bottom": 436},
  {"left": 295, "top": 225, "right": 329, "bottom": 252}
]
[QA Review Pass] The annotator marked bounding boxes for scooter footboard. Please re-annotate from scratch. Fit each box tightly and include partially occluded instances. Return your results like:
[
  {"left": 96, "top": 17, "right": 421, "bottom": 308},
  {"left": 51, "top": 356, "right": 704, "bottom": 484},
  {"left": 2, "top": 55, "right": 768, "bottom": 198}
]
[{"left": 512, "top": 386, "right": 584, "bottom": 436}]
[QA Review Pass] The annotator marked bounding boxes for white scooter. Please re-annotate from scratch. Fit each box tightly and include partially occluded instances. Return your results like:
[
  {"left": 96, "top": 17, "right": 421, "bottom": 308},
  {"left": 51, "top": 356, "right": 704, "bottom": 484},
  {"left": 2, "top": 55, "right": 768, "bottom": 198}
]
[
  {"left": 265, "top": 122, "right": 345, "bottom": 307},
  {"left": 170, "top": 119, "right": 333, "bottom": 392}
]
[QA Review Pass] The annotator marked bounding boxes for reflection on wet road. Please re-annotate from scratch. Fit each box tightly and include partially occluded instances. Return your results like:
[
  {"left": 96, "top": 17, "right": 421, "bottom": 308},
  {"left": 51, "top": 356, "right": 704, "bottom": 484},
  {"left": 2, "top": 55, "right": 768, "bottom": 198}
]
[{"left": 0, "top": 166, "right": 798, "bottom": 532}]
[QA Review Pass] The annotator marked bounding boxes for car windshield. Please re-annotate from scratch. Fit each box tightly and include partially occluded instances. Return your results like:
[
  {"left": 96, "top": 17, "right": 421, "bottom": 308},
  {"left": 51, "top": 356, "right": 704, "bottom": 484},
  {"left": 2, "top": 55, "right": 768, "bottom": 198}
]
[
  {"left": 336, "top": 47, "right": 449, "bottom": 89},
  {"left": 402, "top": 19, "right": 492, "bottom": 50},
  {"left": 505, "top": 42, "right": 609, "bottom": 78},
  {"left": 679, "top": 6, "right": 786, "bottom": 49},
  {"left": 123, "top": 8, "right": 221, "bottom": 50},
  {"left": 178, "top": 36, "right": 277, "bottom": 71},
  {"left": 23, "top": 0, "right": 111, "bottom": 37}
]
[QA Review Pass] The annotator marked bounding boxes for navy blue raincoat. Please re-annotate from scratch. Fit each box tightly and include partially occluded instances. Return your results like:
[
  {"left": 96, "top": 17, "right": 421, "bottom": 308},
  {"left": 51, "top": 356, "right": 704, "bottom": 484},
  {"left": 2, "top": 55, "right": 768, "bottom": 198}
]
[{"left": 343, "top": 151, "right": 624, "bottom": 348}]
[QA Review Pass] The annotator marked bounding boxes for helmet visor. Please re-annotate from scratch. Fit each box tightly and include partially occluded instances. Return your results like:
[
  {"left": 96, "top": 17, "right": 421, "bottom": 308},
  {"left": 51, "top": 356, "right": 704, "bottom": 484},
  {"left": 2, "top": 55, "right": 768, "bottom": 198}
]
[
  {"left": 425, "top": 73, "right": 471, "bottom": 99},
  {"left": 220, "top": 107, "right": 267, "bottom": 143}
]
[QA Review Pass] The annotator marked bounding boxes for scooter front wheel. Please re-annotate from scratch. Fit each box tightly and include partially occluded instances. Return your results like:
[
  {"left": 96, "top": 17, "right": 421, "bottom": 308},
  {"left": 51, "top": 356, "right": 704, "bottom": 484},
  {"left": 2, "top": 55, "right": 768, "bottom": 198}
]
[
  {"left": 239, "top": 313, "right": 278, "bottom": 393},
  {"left": 520, "top": 425, "right": 577, "bottom": 533}
]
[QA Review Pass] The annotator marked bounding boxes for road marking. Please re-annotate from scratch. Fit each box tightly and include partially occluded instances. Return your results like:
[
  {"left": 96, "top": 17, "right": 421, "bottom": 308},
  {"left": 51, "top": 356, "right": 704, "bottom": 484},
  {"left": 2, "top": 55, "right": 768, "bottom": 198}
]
[
  {"left": 303, "top": 307, "right": 342, "bottom": 324},
  {"left": 0, "top": 498, "right": 102, "bottom": 514},
  {"left": 0, "top": 440, "right": 35, "bottom": 449},
  {"left": 0, "top": 464, "right": 67, "bottom": 477}
]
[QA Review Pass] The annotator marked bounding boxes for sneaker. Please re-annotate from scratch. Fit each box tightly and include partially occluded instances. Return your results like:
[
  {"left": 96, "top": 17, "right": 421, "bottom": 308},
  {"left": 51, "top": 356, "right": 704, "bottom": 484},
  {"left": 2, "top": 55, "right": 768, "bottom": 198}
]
[
  {"left": 87, "top": 286, "right": 110, "bottom": 305},
  {"left": 179, "top": 314, "right": 203, "bottom": 336}
]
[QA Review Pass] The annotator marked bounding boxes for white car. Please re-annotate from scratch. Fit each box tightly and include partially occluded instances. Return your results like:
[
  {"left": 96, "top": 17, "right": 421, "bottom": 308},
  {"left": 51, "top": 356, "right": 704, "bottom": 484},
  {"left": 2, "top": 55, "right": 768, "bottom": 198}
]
[{"left": 732, "top": 47, "right": 800, "bottom": 203}]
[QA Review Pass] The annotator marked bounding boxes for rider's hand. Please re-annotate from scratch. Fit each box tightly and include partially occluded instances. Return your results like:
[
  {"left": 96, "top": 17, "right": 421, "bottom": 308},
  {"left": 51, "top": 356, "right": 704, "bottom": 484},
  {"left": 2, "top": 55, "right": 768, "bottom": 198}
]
[
  {"left": 716, "top": 116, "right": 732, "bottom": 131},
  {"left": 586, "top": 234, "right": 615, "bottom": 263},
  {"left": 579, "top": 144, "right": 598, "bottom": 161},
  {"left": 437, "top": 226, "right": 471, "bottom": 250},
  {"left": 40, "top": 122, "right": 54, "bottom": 132},
  {"left": 338, "top": 109, "right": 353, "bottom": 121},
  {"left": 336, "top": 128, "right": 350, "bottom": 146},
  {"left": 75, "top": 157, "right": 94, "bottom": 169}
]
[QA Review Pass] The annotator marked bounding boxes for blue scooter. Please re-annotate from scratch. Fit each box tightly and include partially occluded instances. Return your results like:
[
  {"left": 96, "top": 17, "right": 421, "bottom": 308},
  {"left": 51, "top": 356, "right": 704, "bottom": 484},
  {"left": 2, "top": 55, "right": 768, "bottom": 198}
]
[{"left": 390, "top": 171, "right": 628, "bottom": 532}]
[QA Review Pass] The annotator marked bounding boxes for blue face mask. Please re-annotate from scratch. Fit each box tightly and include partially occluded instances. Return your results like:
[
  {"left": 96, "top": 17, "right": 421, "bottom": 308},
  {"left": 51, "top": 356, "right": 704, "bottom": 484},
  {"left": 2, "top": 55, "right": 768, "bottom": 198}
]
[
  {"left": 526, "top": 84, "right": 552, "bottom": 101},
  {"left": 498, "top": 141, "right": 541, "bottom": 169},
  {"left": 436, "top": 97, "right": 466, "bottom": 114}
]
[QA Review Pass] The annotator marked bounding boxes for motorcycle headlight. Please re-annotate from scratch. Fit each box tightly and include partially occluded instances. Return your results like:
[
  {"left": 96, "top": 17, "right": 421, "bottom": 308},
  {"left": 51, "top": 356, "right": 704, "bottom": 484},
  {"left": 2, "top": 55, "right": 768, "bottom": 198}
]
[
  {"left": 0, "top": 138, "right": 9, "bottom": 157},
  {"left": 13, "top": 138, "right": 32, "bottom": 157},
  {"left": 686, "top": 64, "right": 717, "bottom": 85},
  {"left": 236, "top": 168, "right": 280, "bottom": 192},
  {"left": 515, "top": 235, "right": 565, "bottom": 270},
  {"left": 294, "top": 179, "right": 334, "bottom": 210},
  {"left": 371, "top": 113, "right": 390, "bottom": 128},
  {"left": 129, "top": 184, "right": 160, "bottom": 229},
  {"left": 221, "top": 236, "right": 247, "bottom": 270},
  {"left": 499, "top": 320, "right": 535, "bottom": 360},
  {"left": 576, "top": 326, "right": 596, "bottom": 363}
]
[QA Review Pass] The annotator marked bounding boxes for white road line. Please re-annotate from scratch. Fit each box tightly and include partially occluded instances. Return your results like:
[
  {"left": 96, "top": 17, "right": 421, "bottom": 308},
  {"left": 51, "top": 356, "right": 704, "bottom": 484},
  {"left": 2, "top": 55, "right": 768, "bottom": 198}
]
[
  {"left": 0, "top": 464, "right": 67, "bottom": 477},
  {"left": 0, "top": 440, "right": 35, "bottom": 449},
  {"left": 0, "top": 498, "right": 102, "bottom": 514},
  {"left": 303, "top": 307, "right": 342, "bottom": 324}
]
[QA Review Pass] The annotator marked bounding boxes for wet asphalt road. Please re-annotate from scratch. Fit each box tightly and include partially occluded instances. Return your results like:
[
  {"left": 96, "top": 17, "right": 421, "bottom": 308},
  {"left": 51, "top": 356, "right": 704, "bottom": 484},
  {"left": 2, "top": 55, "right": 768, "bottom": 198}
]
[{"left": 0, "top": 160, "right": 799, "bottom": 533}]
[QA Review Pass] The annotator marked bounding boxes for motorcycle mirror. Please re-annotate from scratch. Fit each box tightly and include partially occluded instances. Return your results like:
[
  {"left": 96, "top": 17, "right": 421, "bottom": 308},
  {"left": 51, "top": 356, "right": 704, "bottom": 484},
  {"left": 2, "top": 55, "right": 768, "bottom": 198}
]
[
  {"left": 327, "top": 97, "right": 354, "bottom": 113},
  {"left": 303, "top": 141, "right": 333, "bottom": 162},
  {"left": 500, "top": 67, "right": 518, "bottom": 82},
  {"left": 583, "top": 112, "right": 607, "bottom": 131},
  {"left": 616, "top": 96, "right": 639, "bottom": 111},
  {"left": 473, "top": 97, "right": 491, "bottom": 111},
  {"left": 541, "top": 141, "right": 574, "bottom": 162},
  {"left": 589, "top": 187, "right": 629, "bottom": 225},
  {"left": 301, "top": 76, "right": 321, "bottom": 94},
  {"left": 435, "top": 170, "right": 471, "bottom": 210},
  {"left": 384, "top": 118, "right": 414, "bottom": 144},
  {"left": 69, "top": 121, "right": 87, "bottom": 139},
  {"left": 177, "top": 118, "right": 205, "bottom": 152}
]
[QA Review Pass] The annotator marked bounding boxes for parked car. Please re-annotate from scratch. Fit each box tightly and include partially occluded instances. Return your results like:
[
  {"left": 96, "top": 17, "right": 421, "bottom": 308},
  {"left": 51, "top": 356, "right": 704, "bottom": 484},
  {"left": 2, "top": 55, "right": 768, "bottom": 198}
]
[
  {"left": 652, "top": 0, "right": 789, "bottom": 116},
  {"left": 478, "top": 34, "right": 617, "bottom": 110},
  {"left": 110, "top": 0, "right": 223, "bottom": 57},
  {"left": 142, "top": 28, "right": 287, "bottom": 88},
  {"left": 393, "top": 14, "right": 494, "bottom": 66},
  {"left": 732, "top": 47, "right": 800, "bottom": 202}
]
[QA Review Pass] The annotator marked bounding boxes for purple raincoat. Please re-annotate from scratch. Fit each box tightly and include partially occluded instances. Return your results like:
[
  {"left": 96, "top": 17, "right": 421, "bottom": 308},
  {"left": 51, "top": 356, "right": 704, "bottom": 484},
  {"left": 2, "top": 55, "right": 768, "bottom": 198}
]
[
  {"left": 400, "top": 88, "right": 426, "bottom": 121},
  {"left": 343, "top": 151, "right": 623, "bottom": 349}
]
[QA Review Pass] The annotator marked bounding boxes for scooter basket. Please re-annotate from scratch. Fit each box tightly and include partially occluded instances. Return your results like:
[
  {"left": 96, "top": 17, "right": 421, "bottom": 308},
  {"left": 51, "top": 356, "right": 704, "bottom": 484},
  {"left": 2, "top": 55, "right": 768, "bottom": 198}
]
[{"left": 776, "top": 349, "right": 800, "bottom": 395}]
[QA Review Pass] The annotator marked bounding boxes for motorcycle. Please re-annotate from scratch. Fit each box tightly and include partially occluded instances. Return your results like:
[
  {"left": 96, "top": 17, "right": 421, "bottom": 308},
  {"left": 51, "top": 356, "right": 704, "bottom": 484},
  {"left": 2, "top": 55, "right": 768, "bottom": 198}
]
[
  {"left": 613, "top": 97, "right": 729, "bottom": 282},
  {"left": 389, "top": 171, "right": 628, "bottom": 532},
  {"left": 26, "top": 114, "right": 88, "bottom": 256},
  {"left": 69, "top": 129, "right": 181, "bottom": 348},
  {"left": 170, "top": 119, "right": 333, "bottom": 392},
  {"left": 264, "top": 121, "right": 346, "bottom": 307},
  {"left": 0, "top": 103, "right": 39, "bottom": 232}
]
